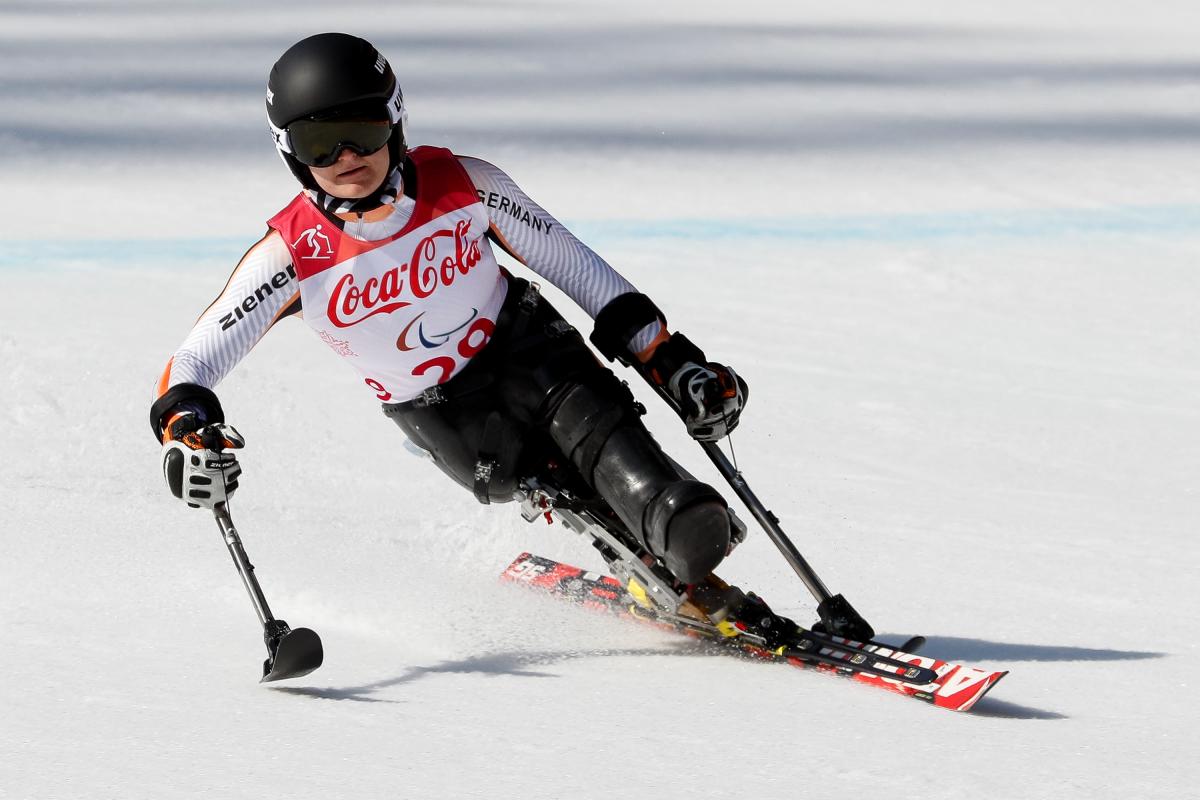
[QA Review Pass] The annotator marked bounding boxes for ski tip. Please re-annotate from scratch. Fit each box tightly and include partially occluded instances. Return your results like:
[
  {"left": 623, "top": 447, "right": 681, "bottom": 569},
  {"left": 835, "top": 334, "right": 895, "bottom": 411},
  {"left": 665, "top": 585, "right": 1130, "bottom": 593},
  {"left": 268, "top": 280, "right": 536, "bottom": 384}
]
[{"left": 950, "top": 669, "right": 1009, "bottom": 712}]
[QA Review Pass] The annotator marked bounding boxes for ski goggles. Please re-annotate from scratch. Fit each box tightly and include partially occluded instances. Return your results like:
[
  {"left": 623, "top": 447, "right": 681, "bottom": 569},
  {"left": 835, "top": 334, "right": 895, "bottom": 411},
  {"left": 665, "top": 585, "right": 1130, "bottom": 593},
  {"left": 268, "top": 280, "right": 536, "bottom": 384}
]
[{"left": 281, "top": 118, "right": 394, "bottom": 167}]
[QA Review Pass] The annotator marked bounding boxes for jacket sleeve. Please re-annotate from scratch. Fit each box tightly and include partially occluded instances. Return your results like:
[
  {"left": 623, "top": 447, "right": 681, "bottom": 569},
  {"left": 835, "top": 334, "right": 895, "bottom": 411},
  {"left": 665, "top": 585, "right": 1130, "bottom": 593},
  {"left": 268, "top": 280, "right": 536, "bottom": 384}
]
[
  {"left": 457, "top": 155, "right": 666, "bottom": 355},
  {"left": 149, "top": 229, "right": 301, "bottom": 441}
]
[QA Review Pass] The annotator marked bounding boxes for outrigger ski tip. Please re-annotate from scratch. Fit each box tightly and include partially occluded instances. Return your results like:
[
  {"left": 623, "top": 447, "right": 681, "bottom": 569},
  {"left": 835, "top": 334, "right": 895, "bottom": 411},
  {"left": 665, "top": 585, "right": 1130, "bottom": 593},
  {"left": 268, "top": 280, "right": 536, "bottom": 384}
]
[
  {"left": 261, "top": 621, "right": 323, "bottom": 682},
  {"left": 211, "top": 504, "right": 323, "bottom": 683}
]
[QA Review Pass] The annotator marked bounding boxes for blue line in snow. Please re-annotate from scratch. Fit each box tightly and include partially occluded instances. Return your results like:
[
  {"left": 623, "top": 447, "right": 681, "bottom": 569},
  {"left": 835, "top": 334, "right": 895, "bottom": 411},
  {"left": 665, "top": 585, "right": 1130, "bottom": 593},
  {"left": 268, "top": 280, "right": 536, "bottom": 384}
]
[
  {"left": 3, "top": 205, "right": 1199, "bottom": 269},
  {"left": 568, "top": 205, "right": 1200, "bottom": 243},
  {"left": 0, "top": 238, "right": 253, "bottom": 270}
]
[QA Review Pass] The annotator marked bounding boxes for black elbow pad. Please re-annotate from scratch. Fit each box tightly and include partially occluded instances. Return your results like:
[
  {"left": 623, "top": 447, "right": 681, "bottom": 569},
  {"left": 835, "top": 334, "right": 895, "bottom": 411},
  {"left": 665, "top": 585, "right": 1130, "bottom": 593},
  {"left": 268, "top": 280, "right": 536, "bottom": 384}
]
[{"left": 590, "top": 293, "right": 665, "bottom": 364}]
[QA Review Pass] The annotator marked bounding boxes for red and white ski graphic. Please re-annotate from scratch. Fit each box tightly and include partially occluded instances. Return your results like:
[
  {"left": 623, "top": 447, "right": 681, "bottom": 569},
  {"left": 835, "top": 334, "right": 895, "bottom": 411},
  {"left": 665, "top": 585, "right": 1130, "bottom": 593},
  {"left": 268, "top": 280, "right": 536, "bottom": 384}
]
[{"left": 500, "top": 552, "right": 1007, "bottom": 713}]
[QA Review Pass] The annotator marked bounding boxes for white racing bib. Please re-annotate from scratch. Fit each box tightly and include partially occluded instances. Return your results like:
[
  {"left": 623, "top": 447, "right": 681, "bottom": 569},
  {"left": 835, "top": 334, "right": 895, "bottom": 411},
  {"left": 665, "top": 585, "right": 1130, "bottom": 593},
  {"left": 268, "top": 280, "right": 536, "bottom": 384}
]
[{"left": 269, "top": 146, "right": 506, "bottom": 403}]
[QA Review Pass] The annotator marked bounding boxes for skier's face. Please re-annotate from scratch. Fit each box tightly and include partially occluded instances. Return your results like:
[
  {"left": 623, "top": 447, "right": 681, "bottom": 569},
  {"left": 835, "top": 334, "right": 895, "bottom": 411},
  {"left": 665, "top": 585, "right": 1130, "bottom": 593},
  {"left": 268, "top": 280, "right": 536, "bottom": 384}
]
[{"left": 308, "top": 144, "right": 391, "bottom": 199}]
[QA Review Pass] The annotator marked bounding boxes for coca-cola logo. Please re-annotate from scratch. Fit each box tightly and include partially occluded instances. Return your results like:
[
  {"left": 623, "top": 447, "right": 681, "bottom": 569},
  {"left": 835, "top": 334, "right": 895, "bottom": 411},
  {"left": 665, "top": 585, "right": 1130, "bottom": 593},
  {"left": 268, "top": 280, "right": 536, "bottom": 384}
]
[{"left": 326, "top": 219, "right": 483, "bottom": 329}]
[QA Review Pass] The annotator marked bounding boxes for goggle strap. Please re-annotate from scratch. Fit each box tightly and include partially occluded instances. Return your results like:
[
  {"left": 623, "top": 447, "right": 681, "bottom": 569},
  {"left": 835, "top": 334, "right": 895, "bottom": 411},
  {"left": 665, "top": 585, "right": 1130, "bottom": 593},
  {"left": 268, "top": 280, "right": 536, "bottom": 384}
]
[{"left": 269, "top": 119, "right": 293, "bottom": 155}]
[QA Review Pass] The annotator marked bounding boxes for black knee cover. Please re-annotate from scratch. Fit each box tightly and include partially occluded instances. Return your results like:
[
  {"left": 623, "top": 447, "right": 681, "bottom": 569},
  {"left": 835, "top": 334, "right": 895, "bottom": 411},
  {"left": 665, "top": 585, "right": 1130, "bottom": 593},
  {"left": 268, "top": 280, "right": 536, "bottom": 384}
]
[
  {"left": 548, "top": 381, "right": 731, "bottom": 583},
  {"left": 644, "top": 481, "right": 730, "bottom": 584}
]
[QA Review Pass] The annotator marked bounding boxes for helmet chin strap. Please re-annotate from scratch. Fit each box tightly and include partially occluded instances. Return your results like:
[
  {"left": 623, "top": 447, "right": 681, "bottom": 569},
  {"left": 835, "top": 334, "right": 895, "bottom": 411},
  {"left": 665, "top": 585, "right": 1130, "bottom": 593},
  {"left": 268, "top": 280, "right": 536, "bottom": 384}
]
[{"left": 309, "top": 164, "right": 404, "bottom": 215}]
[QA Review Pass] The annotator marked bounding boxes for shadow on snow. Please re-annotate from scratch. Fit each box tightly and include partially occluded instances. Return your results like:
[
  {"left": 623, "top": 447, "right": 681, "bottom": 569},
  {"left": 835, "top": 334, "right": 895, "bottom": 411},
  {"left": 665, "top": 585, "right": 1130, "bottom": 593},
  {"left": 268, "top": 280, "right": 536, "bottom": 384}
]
[
  {"left": 269, "top": 643, "right": 703, "bottom": 703},
  {"left": 906, "top": 636, "right": 1166, "bottom": 664},
  {"left": 270, "top": 635, "right": 1087, "bottom": 720},
  {"left": 964, "top": 696, "right": 1066, "bottom": 720}
]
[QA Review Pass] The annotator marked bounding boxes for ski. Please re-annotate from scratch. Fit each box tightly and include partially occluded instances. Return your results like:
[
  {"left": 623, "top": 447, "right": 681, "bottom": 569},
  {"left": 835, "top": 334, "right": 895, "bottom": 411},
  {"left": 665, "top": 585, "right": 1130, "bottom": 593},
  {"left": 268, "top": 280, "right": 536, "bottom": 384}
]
[{"left": 500, "top": 552, "right": 1007, "bottom": 712}]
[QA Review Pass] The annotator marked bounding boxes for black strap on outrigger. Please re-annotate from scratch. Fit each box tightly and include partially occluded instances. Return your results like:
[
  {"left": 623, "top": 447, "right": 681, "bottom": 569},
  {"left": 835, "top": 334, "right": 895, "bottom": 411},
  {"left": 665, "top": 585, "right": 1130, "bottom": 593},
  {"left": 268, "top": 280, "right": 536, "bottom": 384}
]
[{"left": 650, "top": 382, "right": 875, "bottom": 641}]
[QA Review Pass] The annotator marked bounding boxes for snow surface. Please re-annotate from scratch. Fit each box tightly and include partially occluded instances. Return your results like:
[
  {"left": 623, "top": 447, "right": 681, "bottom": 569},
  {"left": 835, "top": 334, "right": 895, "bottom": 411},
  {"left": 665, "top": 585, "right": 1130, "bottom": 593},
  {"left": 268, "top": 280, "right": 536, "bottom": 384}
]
[{"left": 3, "top": 1, "right": 1200, "bottom": 798}]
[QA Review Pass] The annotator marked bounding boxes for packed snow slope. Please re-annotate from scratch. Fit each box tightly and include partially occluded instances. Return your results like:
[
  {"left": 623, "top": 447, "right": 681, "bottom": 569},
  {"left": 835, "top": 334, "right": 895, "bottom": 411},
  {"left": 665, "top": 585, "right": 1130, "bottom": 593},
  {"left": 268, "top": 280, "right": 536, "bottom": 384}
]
[{"left": 3, "top": 1, "right": 1199, "bottom": 798}]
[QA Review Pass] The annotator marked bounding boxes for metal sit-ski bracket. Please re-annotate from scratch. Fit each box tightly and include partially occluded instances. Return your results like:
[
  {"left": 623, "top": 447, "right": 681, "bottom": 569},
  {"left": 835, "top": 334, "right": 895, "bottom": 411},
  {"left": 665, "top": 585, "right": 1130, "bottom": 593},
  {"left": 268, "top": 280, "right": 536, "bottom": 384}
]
[{"left": 516, "top": 481, "right": 684, "bottom": 614}]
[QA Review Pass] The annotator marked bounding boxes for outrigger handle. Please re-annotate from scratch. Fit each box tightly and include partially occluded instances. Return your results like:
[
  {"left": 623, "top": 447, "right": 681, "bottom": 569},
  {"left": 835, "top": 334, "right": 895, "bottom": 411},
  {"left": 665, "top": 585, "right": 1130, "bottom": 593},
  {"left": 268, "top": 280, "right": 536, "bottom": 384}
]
[{"left": 647, "top": 380, "right": 875, "bottom": 641}]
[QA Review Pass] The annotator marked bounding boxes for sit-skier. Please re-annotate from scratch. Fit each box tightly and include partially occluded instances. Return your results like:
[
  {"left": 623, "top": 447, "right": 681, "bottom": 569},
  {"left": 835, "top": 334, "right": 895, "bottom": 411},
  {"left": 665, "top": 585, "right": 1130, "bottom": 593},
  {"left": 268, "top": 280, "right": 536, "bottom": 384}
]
[{"left": 153, "top": 32, "right": 785, "bottom": 636}]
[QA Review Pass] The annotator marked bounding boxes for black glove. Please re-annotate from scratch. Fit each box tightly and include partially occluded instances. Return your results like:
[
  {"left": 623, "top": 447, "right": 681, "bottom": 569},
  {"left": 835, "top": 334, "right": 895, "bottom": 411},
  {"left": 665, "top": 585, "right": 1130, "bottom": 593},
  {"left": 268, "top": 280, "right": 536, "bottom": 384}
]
[
  {"left": 645, "top": 333, "right": 749, "bottom": 441},
  {"left": 161, "top": 411, "right": 245, "bottom": 509}
]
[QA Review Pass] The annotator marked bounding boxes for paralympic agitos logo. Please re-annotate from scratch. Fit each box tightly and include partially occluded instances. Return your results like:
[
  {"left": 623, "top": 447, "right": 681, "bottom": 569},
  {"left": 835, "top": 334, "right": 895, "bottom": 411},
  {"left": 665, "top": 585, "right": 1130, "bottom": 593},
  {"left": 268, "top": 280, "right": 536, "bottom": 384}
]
[{"left": 326, "top": 219, "right": 483, "bottom": 329}]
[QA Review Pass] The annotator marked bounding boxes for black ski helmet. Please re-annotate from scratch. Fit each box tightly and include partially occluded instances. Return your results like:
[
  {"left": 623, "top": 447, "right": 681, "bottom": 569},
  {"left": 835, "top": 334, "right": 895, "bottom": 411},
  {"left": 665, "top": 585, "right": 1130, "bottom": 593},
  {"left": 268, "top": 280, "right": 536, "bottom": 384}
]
[{"left": 266, "top": 33, "right": 407, "bottom": 191}]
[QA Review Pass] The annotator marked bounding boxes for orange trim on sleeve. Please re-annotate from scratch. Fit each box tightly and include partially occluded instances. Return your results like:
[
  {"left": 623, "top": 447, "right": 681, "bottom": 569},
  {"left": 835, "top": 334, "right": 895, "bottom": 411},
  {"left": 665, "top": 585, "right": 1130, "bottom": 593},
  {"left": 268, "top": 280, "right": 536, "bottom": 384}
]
[
  {"left": 155, "top": 357, "right": 175, "bottom": 400},
  {"left": 266, "top": 292, "right": 302, "bottom": 329},
  {"left": 635, "top": 327, "right": 672, "bottom": 364},
  {"left": 487, "top": 224, "right": 528, "bottom": 267},
  {"left": 192, "top": 229, "right": 278, "bottom": 324}
]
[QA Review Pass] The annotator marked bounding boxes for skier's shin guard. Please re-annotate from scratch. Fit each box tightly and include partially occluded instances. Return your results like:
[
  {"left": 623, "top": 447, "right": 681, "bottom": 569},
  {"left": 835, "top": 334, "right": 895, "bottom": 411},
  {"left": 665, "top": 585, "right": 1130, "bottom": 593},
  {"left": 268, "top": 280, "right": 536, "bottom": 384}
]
[{"left": 549, "top": 382, "right": 730, "bottom": 584}]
